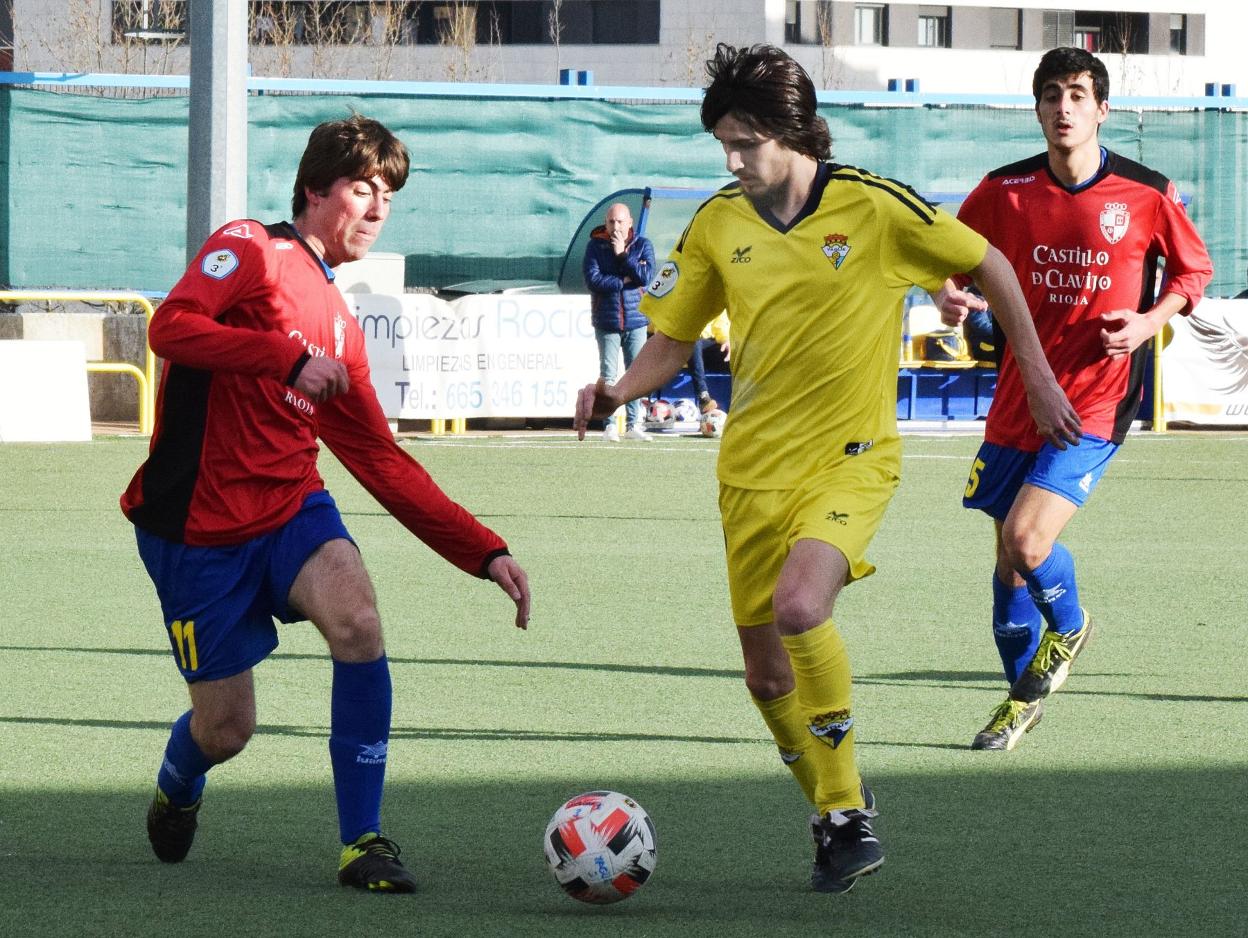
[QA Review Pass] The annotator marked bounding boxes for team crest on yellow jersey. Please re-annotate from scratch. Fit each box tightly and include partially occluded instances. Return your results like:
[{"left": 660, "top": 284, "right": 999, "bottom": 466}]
[{"left": 822, "top": 233, "right": 851, "bottom": 269}]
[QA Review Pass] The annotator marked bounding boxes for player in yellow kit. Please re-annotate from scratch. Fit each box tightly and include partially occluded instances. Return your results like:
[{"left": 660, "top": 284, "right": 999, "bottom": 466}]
[{"left": 575, "top": 43, "right": 1080, "bottom": 894}]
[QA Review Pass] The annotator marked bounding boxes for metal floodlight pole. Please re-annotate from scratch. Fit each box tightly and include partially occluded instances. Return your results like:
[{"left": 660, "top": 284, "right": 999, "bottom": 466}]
[{"left": 186, "top": 0, "right": 249, "bottom": 261}]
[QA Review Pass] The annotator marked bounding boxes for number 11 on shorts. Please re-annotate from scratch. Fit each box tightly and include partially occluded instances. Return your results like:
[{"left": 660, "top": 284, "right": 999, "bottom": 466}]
[{"left": 170, "top": 619, "right": 199, "bottom": 672}]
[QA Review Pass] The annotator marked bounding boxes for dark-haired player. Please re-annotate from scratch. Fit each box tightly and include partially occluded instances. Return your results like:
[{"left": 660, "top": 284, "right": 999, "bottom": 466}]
[
  {"left": 122, "top": 114, "right": 531, "bottom": 891},
  {"left": 935, "top": 47, "right": 1211, "bottom": 750},
  {"left": 575, "top": 44, "right": 1078, "bottom": 894}
]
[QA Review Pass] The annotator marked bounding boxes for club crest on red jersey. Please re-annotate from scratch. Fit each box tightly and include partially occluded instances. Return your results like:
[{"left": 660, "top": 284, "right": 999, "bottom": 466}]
[
  {"left": 1099, "top": 202, "right": 1130, "bottom": 244},
  {"left": 822, "top": 233, "right": 851, "bottom": 269}
]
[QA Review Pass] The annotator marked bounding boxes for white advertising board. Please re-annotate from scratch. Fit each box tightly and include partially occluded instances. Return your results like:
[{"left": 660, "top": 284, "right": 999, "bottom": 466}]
[
  {"left": 347, "top": 293, "right": 599, "bottom": 419},
  {"left": 1161, "top": 298, "right": 1248, "bottom": 425}
]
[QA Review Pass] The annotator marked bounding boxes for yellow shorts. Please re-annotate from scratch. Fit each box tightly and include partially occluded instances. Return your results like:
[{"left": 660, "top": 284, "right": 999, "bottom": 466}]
[{"left": 719, "top": 438, "right": 901, "bottom": 627}]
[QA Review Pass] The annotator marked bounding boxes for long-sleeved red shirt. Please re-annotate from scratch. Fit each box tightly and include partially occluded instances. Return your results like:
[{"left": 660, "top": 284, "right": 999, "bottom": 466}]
[
  {"left": 957, "top": 150, "right": 1212, "bottom": 450},
  {"left": 121, "top": 220, "right": 506, "bottom": 577}
]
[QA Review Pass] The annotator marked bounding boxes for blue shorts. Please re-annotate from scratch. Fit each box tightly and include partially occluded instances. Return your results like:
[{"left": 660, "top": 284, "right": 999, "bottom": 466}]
[
  {"left": 135, "top": 489, "right": 353, "bottom": 683},
  {"left": 962, "top": 436, "right": 1118, "bottom": 521}
]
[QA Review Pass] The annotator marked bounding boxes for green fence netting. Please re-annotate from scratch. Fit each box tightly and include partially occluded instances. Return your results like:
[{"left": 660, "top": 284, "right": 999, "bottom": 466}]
[{"left": 1, "top": 86, "right": 1244, "bottom": 296}]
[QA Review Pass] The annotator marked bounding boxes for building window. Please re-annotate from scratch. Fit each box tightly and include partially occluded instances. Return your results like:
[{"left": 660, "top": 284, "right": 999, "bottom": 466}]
[
  {"left": 113, "top": 1, "right": 662, "bottom": 47},
  {"left": 854, "top": 4, "right": 886, "bottom": 46},
  {"left": 1042, "top": 10, "right": 1073, "bottom": 49},
  {"left": 112, "top": 0, "right": 187, "bottom": 42},
  {"left": 988, "top": 8, "right": 1020, "bottom": 50},
  {"left": 1073, "top": 23, "right": 1100, "bottom": 52},
  {"left": 917, "top": 6, "right": 949, "bottom": 48},
  {"left": 785, "top": 0, "right": 836, "bottom": 45},
  {"left": 1075, "top": 12, "right": 1149, "bottom": 54},
  {"left": 1169, "top": 13, "right": 1186, "bottom": 54}
]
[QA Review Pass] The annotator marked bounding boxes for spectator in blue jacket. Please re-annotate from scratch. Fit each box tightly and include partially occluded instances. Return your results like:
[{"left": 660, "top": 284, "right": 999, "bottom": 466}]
[{"left": 583, "top": 203, "right": 656, "bottom": 440}]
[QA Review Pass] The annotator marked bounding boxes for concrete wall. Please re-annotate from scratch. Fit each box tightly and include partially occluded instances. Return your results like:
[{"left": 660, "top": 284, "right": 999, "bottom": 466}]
[{"left": 0, "top": 307, "right": 152, "bottom": 424}]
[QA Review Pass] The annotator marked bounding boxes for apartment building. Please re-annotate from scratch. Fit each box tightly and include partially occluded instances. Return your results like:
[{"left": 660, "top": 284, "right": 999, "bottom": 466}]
[{"left": 3, "top": 1, "right": 1244, "bottom": 95}]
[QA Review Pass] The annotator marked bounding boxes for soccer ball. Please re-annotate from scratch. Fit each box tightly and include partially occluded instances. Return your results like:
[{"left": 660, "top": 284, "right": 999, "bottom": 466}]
[
  {"left": 672, "top": 398, "right": 700, "bottom": 424},
  {"left": 646, "top": 398, "right": 675, "bottom": 428},
  {"left": 543, "top": 790, "right": 657, "bottom": 904},
  {"left": 699, "top": 408, "right": 727, "bottom": 438}
]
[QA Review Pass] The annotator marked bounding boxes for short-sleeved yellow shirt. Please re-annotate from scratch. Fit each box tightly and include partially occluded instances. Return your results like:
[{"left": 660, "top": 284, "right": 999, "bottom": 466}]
[{"left": 641, "top": 163, "right": 988, "bottom": 490}]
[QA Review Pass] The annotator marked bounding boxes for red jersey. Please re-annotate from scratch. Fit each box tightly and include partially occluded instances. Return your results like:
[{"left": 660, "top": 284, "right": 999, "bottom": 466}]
[
  {"left": 958, "top": 150, "right": 1212, "bottom": 450},
  {"left": 121, "top": 220, "right": 506, "bottom": 576}
]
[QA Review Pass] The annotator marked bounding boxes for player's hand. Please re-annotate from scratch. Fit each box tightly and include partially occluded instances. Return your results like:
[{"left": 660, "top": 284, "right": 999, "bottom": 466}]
[
  {"left": 934, "top": 282, "right": 988, "bottom": 328},
  {"left": 294, "top": 356, "right": 350, "bottom": 402},
  {"left": 720, "top": 340, "right": 731, "bottom": 362},
  {"left": 610, "top": 231, "right": 628, "bottom": 256},
  {"left": 1026, "top": 380, "right": 1082, "bottom": 450},
  {"left": 488, "top": 554, "right": 530, "bottom": 630},
  {"left": 573, "top": 378, "right": 620, "bottom": 440},
  {"left": 1100, "top": 309, "right": 1153, "bottom": 359}
]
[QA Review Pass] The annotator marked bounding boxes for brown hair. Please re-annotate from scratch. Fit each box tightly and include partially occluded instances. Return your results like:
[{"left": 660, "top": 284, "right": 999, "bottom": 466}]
[
  {"left": 291, "top": 114, "right": 410, "bottom": 217},
  {"left": 700, "top": 43, "right": 832, "bottom": 161}
]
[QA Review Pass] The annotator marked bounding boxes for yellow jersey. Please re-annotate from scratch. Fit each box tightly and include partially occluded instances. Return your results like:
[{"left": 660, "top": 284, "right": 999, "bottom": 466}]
[{"left": 641, "top": 163, "right": 988, "bottom": 489}]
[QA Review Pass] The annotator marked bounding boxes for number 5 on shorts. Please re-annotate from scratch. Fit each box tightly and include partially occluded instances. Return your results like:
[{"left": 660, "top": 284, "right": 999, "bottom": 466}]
[
  {"left": 170, "top": 619, "right": 199, "bottom": 672},
  {"left": 964, "top": 458, "right": 986, "bottom": 498}
]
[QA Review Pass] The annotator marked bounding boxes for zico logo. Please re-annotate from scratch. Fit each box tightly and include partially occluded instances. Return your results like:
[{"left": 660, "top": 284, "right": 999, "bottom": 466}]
[
  {"left": 731, "top": 245, "right": 752, "bottom": 263},
  {"left": 826, "top": 510, "right": 849, "bottom": 526}
]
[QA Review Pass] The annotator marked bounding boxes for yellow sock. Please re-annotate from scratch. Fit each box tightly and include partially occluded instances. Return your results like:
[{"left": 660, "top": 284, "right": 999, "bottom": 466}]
[
  {"left": 751, "top": 688, "right": 818, "bottom": 805},
  {"left": 780, "top": 620, "right": 864, "bottom": 814}
]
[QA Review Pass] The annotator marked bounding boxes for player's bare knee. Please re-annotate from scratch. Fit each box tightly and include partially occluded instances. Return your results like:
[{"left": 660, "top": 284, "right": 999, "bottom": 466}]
[
  {"left": 1002, "top": 527, "right": 1052, "bottom": 573},
  {"left": 744, "top": 668, "right": 791, "bottom": 701},
  {"left": 324, "top": 604, "right": 384, "bottom": 660},
  {"left": 197, "top": 716, "right": 254, "bottom": 762},
  {"left": 771, "top": 589, "right": 830, "bottom": 636}
]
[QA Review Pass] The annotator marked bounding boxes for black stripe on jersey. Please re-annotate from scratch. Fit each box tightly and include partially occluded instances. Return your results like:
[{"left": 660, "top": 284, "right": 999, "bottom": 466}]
[
  {"left": 676, "top": 182, "right": 744, "bottom": 253},
  {"left": 267, "top": 221, "right": 335, "bottom": 282},
  {"left": 985, "top": 153, "right": 1050, "bottom": 181},
  {"left": 128, "top": 364, "right": 213, "bottom": 542},
  {"left": 826, "top": 164, "right": 939, "bottom": 224},
  {"left": 986, "top": 150, "right": 1171, "bottom": 198},
  {"left": 1103, "top": 150, "right": 1172, "bottom": 197}
]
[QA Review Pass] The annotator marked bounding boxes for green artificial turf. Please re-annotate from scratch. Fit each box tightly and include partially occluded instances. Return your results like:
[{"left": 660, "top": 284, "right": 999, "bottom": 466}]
[{"left": 1, "top": 430, "right": 1244, "bottom": 937}]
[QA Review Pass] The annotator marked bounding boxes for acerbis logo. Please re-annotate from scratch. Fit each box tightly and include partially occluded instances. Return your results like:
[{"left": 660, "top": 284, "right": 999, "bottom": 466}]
[
  {"left": 731, "top": 245, "right": 752, "bottom": 263},
  {"left": 1002, "top": 175, "right": 1036, "bottom": 186}
]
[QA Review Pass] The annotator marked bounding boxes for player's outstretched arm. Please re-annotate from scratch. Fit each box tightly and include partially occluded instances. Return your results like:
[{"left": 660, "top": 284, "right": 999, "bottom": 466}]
[
  {"left": 487, "top": 554, "right": 531, "bottom": 630},
  {"left": 970, "top": 246, "right": 1082, "bottom": 449},
  {"left": 573, "top": 331, "right": 694, "bottom": 439},
  {"left": 931, "top": 278, "right": 989, "bottom": 328}
]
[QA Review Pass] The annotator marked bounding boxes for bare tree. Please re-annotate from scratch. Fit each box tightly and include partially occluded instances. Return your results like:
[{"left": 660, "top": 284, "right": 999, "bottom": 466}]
[
  {"left": 548, "top": 0, "right": 563, "bottom": 78},
  {"left": 12, "top": 1, "right": 184, "bottom": 95},
  {"left": 815, "top": 0, "right": 842, "bottom": 90}
]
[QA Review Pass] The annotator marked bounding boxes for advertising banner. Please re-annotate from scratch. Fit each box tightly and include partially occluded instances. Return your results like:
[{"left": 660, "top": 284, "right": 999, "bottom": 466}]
[
  {"left": 1162, "top": 298, "right": 1248, "bottom": 425},
  {"left": 348, "top": 292, "right": 599, "bottom": 419}
]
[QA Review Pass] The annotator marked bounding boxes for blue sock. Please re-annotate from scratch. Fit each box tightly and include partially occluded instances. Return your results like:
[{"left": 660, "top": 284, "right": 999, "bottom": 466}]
[
  {"left": 992, "top": 574, "right": 1044, "bottom": 683},
  {"left": 1022, "top": 543, "right": 1084, "bottom": 634},
  {"left": 329, "top": 656, "right": 392, "bottom": 845},
  {"left": 157, "top": 710, "right": 215, "bottom": 806}
]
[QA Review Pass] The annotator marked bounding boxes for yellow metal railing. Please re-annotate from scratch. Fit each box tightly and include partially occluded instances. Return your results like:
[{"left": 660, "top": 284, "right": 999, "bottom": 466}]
[
  {"left": 0, "top": 290, "right": 156, "bottom": 435},
  {"left": 1152, "top": 333, "right": 1167, "bottom": 433}
]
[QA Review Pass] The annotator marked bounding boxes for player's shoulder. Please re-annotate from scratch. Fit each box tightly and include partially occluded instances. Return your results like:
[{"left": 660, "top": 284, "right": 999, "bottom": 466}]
[
  {"left": 674, "top": 182, "right": 748, "bottom": 251},
  {"left": 823, "top": 163, "right": 939, "bottom": 220},
  {"left": 1103, "top": 150, "right": 1172, "bottom": 197},
  {"left": 982, "top": 153, "right": 1049, "bottom": 185}
]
